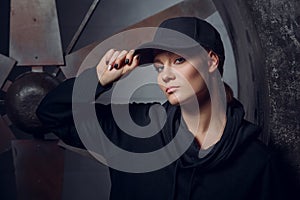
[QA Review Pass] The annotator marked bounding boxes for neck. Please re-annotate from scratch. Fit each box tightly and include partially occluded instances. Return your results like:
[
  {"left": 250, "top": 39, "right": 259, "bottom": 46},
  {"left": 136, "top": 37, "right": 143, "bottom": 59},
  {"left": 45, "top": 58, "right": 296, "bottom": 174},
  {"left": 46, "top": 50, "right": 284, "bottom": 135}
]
[
  {"left": 180, "top": 97, "right": 226, "bottom": 149},
  {"left": 181, "top": 97, "right": 211, "bottom": 134}
]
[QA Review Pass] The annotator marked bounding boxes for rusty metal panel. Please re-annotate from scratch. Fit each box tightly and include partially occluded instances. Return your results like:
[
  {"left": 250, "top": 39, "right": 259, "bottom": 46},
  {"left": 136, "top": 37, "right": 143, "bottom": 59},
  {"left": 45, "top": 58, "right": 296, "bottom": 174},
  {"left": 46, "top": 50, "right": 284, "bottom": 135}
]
[
  {"left": 12, "top": 140, "right": 64, "bottom": 200},
  {"left": 0, "top": 54, "right": 16, "bottom": 88},
  {"left": 0, "top": 116, "right": 15, "bottom": 154},
  {"left": 9, "top": 0, "right": 64, "bottom": 66}
]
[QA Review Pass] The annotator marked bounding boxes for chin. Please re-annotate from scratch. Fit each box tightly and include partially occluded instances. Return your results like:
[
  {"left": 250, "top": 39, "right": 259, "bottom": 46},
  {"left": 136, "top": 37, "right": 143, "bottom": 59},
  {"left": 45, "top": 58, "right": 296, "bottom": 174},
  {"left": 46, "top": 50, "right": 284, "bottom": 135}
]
[
  {"left": 168, "top": 99, "right": 180, "bottom": 105},
  {"left": 166, "top": 94, "right": 180, "bottom": 105},
  {"left": 167, "top": 93, "right": 200, "bottom": 106},
  {"left": 166, "top": 94, "right": 189, "bottom": 105}
]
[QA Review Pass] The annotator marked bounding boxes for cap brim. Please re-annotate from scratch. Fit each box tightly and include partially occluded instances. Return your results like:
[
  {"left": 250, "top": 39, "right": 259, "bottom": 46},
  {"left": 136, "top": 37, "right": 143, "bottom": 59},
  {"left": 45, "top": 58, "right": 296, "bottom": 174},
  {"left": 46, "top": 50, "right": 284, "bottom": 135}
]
[{"left": 135, "top": 40, "right": 199, "bottom": 66}]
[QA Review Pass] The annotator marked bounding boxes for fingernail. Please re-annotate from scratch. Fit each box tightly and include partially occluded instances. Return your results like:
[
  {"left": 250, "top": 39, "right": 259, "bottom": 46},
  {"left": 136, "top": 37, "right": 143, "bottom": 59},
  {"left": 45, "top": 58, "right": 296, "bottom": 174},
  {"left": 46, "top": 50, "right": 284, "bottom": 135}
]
[
  {"left": 114, "top": 63, "right": 118, "bottom": 69},
  {"left": 125, "top": 59, "right": 129, "bottom": 64},
  {"left": 108, "top": 64, "right": 112, "bottom": 70},
  {"left": 136, "top": 55, "right": 140, "bottom": 60}
]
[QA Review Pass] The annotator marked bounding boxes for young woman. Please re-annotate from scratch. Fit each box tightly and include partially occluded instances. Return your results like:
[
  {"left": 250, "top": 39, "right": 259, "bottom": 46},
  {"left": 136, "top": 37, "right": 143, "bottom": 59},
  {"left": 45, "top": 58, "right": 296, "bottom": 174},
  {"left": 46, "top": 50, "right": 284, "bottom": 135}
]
[{"left": 37, "top": 17, "right": 285, "bottom": 200}]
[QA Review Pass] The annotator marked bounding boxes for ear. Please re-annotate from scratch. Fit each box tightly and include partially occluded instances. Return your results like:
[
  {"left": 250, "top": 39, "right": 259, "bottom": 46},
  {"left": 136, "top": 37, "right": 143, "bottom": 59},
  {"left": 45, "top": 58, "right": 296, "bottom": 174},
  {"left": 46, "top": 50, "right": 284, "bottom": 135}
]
[{"left": 207, "top": 51, "right": 219, "bottom": 73}]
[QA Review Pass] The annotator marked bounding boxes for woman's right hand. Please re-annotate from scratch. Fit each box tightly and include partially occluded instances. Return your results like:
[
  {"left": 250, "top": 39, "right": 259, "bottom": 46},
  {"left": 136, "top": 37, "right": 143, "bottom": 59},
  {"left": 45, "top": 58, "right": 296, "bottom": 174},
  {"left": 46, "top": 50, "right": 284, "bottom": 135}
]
[{"left": 96, "top": 49, "right": 140, "bottom": 86}]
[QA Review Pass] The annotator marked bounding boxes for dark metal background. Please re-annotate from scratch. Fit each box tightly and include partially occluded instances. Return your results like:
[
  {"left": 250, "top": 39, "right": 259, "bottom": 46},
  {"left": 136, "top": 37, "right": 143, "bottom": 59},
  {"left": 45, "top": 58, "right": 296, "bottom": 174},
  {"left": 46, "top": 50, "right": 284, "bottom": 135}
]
[
  {"left": 0, "top": 54, "right": 16, "bottom": 88},
  {"left": 0, "top": 116, "right": 15, "bottom": 154},
  {"left": 12, "top": 140, "right": 64, "bottom": 200}
]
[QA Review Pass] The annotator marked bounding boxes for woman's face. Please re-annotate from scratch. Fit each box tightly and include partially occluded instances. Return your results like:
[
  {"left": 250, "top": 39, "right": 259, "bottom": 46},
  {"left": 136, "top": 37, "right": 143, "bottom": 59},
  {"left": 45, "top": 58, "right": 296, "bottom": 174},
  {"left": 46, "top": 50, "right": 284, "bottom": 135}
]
[{"left": 153, "top": 51, "right": 209, "bottom": 105}]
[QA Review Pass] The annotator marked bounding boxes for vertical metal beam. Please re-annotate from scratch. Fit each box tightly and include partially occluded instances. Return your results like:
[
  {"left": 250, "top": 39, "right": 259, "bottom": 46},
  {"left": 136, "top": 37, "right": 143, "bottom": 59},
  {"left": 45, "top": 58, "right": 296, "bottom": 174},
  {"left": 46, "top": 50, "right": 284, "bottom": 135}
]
[
  {"left": 65, "top": 0, "right": 101, "bottom": 55},
  {"left": 10, "top": 0, "right": 64, "bottom": 66}
]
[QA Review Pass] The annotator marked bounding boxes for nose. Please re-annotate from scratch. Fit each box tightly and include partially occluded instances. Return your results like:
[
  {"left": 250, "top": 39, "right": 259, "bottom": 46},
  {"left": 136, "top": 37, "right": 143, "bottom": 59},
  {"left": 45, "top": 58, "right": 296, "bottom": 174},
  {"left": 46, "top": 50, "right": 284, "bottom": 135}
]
[{"left": 161, "top": 66, "right": 176, "bottom": 83}]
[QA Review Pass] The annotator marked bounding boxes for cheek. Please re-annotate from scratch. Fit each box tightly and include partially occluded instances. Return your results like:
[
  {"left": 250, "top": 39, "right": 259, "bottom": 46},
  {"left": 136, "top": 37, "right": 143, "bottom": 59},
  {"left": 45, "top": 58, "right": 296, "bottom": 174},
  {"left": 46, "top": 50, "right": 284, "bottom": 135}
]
[
  {"left": 157, "top": 74, "right": 164, "bottom": 90},
  {"left": 180, "top": 68, "right": 200, "bottom": 85},
  {"left": 190, "top": 73, "right": 204, "bottom": 87},
  {"left": 181, "top": 69, "right": 206, "bottom": 94},
  {"left": 192, "top": 75, "right": 206, "bottom": 93}
]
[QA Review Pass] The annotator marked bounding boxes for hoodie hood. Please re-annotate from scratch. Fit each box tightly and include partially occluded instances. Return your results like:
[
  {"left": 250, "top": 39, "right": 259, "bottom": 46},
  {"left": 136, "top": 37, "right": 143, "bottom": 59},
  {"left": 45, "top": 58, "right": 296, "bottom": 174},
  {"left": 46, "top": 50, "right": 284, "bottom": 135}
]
[
  {"left": 177, "top": 98, "right": 261, "bottom": 170},
  {"left": 169, "top": 98, "right": 261, "bottom": 200}
]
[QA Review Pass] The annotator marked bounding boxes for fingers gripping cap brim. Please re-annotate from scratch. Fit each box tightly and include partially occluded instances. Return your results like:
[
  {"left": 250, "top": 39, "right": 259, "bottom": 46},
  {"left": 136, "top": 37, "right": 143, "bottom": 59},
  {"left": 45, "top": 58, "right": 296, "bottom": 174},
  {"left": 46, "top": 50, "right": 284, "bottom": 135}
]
[{"left": 134, "top": 47, "right": 154, "bottom": 66}]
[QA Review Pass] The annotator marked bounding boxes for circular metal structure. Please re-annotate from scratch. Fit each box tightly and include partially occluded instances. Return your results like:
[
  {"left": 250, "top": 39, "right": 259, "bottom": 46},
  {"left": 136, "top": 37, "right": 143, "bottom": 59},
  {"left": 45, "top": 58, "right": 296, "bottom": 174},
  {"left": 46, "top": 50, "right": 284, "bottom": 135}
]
[{"left": 5, "top": 72, "right": 60, "bottom": 135}]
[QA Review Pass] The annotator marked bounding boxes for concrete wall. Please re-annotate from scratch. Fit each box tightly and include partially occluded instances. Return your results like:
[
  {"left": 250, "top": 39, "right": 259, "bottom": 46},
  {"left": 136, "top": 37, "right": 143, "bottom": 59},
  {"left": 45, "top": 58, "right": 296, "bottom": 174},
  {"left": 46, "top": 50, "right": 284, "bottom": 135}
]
[
  {"left": 245, "top": 0, "right": 300, "bottom": 188},
  {"left": 213, "top": 0, "right": 300, "bottom": 191}
]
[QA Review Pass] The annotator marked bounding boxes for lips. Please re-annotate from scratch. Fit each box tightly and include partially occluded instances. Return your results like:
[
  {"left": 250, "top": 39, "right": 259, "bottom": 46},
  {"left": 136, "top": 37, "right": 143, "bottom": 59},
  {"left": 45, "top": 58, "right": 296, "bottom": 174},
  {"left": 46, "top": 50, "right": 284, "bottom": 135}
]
[{"left": 165, "top": 86, "right": 179, "bottom": 94}]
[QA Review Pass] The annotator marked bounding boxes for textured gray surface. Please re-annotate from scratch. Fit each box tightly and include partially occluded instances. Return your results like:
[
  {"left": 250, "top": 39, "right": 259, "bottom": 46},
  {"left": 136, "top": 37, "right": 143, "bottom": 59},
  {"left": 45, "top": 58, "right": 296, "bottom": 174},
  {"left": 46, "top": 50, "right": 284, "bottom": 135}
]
[
  {"left": 212, "top": 0, "right": 300, "bottom": 191},
  {"left": 245, "top": 0, "right": 300, "bottom": 185}
]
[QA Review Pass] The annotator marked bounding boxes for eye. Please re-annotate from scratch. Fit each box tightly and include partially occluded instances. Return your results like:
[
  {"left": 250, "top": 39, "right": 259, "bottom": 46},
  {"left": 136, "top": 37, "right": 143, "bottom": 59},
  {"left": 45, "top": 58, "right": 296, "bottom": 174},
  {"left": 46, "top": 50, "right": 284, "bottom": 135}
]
[
  {"left": 154, "top": 65, "right": 164, "bottom": 73},
  {"left": 174, "top": 57, "right": 186, "bottom": 64}
]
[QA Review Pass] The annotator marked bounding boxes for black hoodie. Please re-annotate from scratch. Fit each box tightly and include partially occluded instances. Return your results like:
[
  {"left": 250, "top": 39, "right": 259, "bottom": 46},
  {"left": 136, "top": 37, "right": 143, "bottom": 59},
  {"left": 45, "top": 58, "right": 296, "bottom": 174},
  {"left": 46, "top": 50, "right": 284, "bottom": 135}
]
[{"left": 37, "top": 67, "right": 286, "bottom": 200}]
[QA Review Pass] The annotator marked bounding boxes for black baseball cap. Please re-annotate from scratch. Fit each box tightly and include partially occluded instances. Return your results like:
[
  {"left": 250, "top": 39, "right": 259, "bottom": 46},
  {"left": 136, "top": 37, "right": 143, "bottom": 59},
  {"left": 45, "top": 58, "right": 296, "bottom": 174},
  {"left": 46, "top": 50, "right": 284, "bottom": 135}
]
[{"left": 135, "top": 17, "right": 225, "bottom": 67}]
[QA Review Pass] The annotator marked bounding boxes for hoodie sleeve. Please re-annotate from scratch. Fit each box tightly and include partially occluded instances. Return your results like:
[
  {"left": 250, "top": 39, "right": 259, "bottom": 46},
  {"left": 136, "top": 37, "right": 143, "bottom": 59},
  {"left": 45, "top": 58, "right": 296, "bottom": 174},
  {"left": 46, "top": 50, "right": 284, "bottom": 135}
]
[
  {"left": 36, "top": 67, "right": 162, "bottom": 151},
  {"left": 36, "top": 67, "right": 112, "bottom": 148}
]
